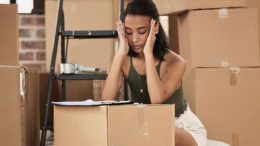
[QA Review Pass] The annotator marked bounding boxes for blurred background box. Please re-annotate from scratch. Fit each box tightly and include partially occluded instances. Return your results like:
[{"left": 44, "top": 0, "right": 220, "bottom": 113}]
[
  {"left": 178, "top": 8, "right": 260, "bottom": 69},
  {"left": 184, "top": 67, "right": 260, "bottom": 146},
  {"left": 0, "top": 66, "right": 39, "bottom": 146},
  {"left": 0, "top": 4, "right": 19, "bottom": 66}
]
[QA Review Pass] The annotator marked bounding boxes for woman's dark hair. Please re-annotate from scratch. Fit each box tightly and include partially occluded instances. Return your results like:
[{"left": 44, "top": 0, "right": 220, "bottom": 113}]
[{"left": 124, "top": 0, "right": 169, "bottom": 61}]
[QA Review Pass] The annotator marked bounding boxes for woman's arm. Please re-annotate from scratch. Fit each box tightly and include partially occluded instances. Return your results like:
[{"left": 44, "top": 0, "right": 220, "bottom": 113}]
[
  {"left": 145, "top": 54, "right": 186, "bottom": 104},
  {"left": 101, "top": 54, "right": 125, "bottom": 100},
  {"left": 101, "top": 21, "right": 129, "bottom": 101},
  {"left": 144, "top": 19, "right": 186, "bottom": 103}
]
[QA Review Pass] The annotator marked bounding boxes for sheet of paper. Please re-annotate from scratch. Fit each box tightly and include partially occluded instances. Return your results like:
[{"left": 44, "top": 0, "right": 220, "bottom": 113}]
[{"left": 52, "top": 99, "right": 133, "bottom": 106}]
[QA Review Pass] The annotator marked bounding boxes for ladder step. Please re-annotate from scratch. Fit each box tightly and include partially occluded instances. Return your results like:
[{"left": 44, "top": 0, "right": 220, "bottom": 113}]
[
  {"left": 57, "top": 73, "right": 107, "bottom": 80},
  {"left": 60, "top": 30, "right": 118, "bottom": 39}
]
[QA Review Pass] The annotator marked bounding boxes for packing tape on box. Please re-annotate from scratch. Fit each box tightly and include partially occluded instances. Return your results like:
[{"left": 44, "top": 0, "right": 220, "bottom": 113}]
[
  {"left": 221, "top": 60, "right": 230, "bottom": 67},
  {"left": 20, "top": 67, "right": 30, "bottom": 101},
  {"left": 60, "top": 63, "right": 100, "bottom": 74},
  {"left": 219, "top": 8, "right": 229, "bottom": 18},
  {"left": 229, "top": 67, "right": 240, "bottom": 86},
  {"left": 20, "top": 68, "right": 26, "bottom": 97}
]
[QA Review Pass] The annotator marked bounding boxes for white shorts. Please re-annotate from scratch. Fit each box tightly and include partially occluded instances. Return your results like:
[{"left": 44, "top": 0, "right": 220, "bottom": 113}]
[{"left": 175, "top": 106, "right": 207, "bottom": 146}]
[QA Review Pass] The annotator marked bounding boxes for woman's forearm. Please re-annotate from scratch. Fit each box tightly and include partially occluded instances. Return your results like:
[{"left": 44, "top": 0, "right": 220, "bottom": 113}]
[
  {"left": 145, "top": 54, "right": 165, "bottom": 103},
  {"left": 101, "top": 54, "right": 125, "bottom": 100}
]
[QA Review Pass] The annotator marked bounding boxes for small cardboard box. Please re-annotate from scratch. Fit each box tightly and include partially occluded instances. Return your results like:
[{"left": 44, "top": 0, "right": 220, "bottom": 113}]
[
  {"left": 183, "top": 67, "right": 260, "bottom": 146},
  {"left": 0, "top": 4, "right": 19, "bottom": 65},
  {"left": 153, "top": 0, "right": 246, "bottom": 14},
  {"left": 54, "top": 104, "right": 175, "bottom": 146},
  {"left": 178, "top": 8, "right": 260, "bottom": 68},
  {"left": 0, "top": 66, "right": 39, "bottom": 146}
]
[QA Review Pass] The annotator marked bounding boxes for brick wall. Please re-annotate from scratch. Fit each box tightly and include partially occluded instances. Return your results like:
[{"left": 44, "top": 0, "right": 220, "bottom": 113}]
[{"left": 19, "top": 14, "right": 46, "bottom": 72}]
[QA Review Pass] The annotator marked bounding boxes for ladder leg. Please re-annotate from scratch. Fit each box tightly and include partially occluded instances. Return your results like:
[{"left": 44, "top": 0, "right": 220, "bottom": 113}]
[
  {"left": 61, "top": 9, "right": 66, "bottom": 101},
  {"left": 40, "top": 75, "right": 54, "bottom": 146},
  {"left": 40, "top": 0, "right": 63, "bottom": 145}
]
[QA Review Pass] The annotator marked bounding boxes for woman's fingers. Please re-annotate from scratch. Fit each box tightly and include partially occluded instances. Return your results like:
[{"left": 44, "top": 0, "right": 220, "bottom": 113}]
[
  {"left": 148, "top": 19, "right": 157, "bottom": 41},
  {"left": 116, "top": 21, "right": 126, "bottom": 40}
]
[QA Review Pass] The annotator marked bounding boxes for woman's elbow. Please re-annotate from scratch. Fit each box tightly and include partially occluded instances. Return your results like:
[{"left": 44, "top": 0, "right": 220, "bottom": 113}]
[
  {"left": 150, "top": 95, "right": 165, "bottom": 104},
  {"left": 150, "top": 91, "right": 168, "bottom": 104}
]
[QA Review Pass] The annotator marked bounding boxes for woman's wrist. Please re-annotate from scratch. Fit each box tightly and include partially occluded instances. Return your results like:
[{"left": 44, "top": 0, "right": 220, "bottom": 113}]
[
  {"left": 144, "top": 53, "right": 156, "bottom": 66},
  {"left": 144, "top": 52, "right": 154, "bottom": 60},
  {"left": 114, "top": 53, "right": 126, "bottom": 63}
]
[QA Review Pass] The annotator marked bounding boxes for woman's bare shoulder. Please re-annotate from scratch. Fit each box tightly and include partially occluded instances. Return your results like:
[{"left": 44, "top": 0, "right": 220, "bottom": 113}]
[{"left": 164, "top": 50, "right": 186, "bottom": 68}]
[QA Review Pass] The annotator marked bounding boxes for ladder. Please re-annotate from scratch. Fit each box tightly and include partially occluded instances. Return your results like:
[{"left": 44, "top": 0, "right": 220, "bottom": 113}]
[{"left": 40, "top": 0, "right": 126, "bottom": 145}]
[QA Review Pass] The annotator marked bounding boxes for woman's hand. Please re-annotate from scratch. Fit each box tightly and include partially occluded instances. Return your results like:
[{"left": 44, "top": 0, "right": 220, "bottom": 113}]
[
  {"left": 116, "top": 21, "right": 129, "bottom": 57},
  {"left": 143, "top": 19, "right": 158, "bottom": 56}
]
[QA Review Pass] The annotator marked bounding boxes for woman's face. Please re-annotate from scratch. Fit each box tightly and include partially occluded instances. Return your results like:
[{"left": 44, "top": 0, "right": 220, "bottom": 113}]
[{"left": 124, "top": 15, "right": 151, "bottom": 53}]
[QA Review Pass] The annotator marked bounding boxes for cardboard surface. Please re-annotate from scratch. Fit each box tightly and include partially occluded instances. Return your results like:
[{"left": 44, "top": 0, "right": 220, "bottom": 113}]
[
  {"left": 153, "top": 0, "right": 246, "bottom": 14},
  {"left": 178, "top": 8, "right": 260, "bottom": 68},
  {"left": 0, "top": 66, "right": 39, "bottom": 146},
  {"left": 39, "top": 73, "right": 60, "bottom": 128},
  {"left": 183, "top": 67, "right": 260, "bottom": 146},
  {"left": 247, "top": 0, "right": 260, "bottom": 65},
  {"left": 0, "top": 4, "right": 18, "bottom": 66},
  {"left": 169, "top": 14, "right": 179, "bottom": 54},
  {"left": 39, "top": 73, "right": 93, "bottom": 127},
  {"left": 54, "top": 104, "right": 174, "bottom": 146},
  {"left": 64, "top": 80, "right": 93, "bottom": 101},
  {"left": 45, "top": 0, "right": 115, "bottom": 72}
]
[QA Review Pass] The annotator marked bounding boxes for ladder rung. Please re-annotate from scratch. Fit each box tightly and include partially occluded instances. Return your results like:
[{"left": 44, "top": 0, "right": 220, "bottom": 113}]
[
  {"left": 57, "top": 73, "right": 107, "bottom": 80},
  {"left": 60, "top": 30, "right": 118, "bottom": 39}
]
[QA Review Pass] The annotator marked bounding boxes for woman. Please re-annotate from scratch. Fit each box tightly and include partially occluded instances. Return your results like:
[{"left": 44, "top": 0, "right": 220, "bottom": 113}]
[{"left": 102, "top": 0, "right": 207, "bottom": 146}]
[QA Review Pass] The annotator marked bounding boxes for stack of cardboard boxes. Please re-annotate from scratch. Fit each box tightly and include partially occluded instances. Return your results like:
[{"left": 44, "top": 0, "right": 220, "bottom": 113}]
[
  {"left": 0, "top": 4, "right": 39, "bottom": 146},
  {"left": 157, "top": 0, "right": 260, "bottom": 145}
]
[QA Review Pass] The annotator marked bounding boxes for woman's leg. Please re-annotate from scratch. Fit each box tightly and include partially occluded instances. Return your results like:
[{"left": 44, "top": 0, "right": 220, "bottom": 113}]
[{"left": 175, "top": 127, "right": 198, "bottom": 146}]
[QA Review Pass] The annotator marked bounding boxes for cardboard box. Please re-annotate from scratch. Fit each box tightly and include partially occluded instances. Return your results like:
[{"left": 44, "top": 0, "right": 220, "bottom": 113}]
[
  {"left": 54, "top": 104, "right": 175, "bottom": 146},
  {"left": 178, "top": 8, "right": 260, "bottom": 68},
  {"left": 0, "top": 4, "right": 18, "bottom": 65},
  {"left": 45, "top": 0, "right": 116, "bottom": 72},
  {"left": 153, "top": 0, "right": 246, "bottom": 14},
  {"left": 39, "top": 73, "right": 93, "bottom": 128},
  {"left": 247, "top": 0, "right": 260, "bottom": 56},
  {"left": 169, "top": 14, "right": 179, "bottom": 54},
  {"left": 183, "top": 67, "right": 260, "bottom": 146},
  {"left": 64, "top": 80, "right": 93, "bottom": 101},
  {"left": 0, "top": 66, "right": 39, "bottom": 146},
  {"left": 39, "top": 73, "right": 60, "bottom": 128}
]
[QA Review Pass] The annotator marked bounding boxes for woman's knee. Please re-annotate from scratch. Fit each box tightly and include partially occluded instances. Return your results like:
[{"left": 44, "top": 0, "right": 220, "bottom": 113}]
[{"left": 175, "top": 128, "right": 198, "bottom": 146}]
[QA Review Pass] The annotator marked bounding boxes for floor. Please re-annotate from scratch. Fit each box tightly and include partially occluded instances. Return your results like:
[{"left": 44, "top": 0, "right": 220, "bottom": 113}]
[{"left": 43, "top": 130, "right": 54, "bottom": 146}]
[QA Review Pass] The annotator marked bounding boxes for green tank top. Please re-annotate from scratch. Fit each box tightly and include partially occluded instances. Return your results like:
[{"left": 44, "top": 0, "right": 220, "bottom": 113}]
[{"left": 126, "top": 57, "right": 187, "bottom": 117}]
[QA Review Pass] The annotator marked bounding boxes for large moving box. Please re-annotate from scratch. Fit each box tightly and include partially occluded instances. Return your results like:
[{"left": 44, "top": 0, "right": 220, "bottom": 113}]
[
  {"left": 153, "top": 0, "right": 246, "bottom": 14},
  {"left": 0, "top": 4, "right": 19, "bottom": 66},
  {"left": 178, "top": 8, "right": 260, "bottom": 68},
  {"left": 183, "top": 67, "right": 260, "bottom": 146},
  {"left": 45, "top": 0, "right": 116, "bottom": 72},
  {"left": 0, "top": 66, "right": 39, "bottom": 146},
  {"left": 54, "top": 104, "right": 175, "bottom": 146}
]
